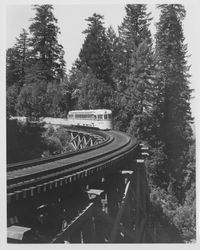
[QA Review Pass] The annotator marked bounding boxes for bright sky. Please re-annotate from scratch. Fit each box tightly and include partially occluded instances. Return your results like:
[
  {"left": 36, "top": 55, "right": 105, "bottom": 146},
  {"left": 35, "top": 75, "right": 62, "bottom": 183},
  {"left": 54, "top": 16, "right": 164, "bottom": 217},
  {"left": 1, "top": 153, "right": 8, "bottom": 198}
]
[{"left": 4, "top": 0, "right": 200, "bottom": 119}]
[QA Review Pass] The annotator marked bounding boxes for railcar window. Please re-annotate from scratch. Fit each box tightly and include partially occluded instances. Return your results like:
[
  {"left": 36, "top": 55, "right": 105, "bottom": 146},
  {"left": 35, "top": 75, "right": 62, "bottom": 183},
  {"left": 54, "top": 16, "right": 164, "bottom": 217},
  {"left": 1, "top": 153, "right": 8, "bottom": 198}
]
[
  {"left": 75, "top": 114, "right": 94, "bottom": 119},
  {"left": 108, "top": 114, "right": 111, "bottom": 120},
  {"left": 98, "top": 115, "right": 103, "bottom": 120},
  {"left": 104, "top": 114, "right": 108, "bottom": 119}
]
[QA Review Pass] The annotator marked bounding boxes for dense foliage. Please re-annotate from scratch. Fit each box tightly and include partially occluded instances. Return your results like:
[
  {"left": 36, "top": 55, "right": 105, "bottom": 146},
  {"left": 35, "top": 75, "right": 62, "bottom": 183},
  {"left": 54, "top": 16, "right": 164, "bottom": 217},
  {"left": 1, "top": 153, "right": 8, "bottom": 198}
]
[
  {"left": 42, "top": 125, "right": 74, "bottom": 156},
  {"left": 28, "top": 5, "right": 65, "bottom": 82},
  {"left": 77, "top": 13, "right": 113, "bottom": 85},
  {"left": 7, "top": 119, "right": 73, "bottom": 163},
  {"left": 148, "top": 4, "right": 195, "bottom": 241},
  {"left": 7, "top": 5, "right": 67, "bottom": 119},
  {"left": 6, "top": 29, "right": 30, "bottom": 89},
  {"left": 6, "top": 4, "right": 195, "bottom": 242},
  {"left": 153, "top": 5, "right": 193, "bottom": 200},
  {"left": 7, "top": 119, "right": 46, "bottom": 163}
]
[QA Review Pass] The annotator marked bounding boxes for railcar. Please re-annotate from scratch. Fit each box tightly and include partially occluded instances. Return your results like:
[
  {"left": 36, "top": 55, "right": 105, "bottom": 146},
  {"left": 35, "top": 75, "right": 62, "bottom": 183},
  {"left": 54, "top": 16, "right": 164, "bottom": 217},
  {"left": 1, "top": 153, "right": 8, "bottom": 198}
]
[{"left": 67, "top": 109, "right": 112, "bottom": 130}]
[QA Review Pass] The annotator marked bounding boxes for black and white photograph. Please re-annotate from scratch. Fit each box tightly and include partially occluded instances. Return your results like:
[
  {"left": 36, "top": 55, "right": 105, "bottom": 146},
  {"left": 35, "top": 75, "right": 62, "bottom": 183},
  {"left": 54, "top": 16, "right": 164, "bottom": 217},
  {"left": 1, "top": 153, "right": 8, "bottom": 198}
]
[{"left": 2, "top": 0, "right": 198, "bottom": 245}]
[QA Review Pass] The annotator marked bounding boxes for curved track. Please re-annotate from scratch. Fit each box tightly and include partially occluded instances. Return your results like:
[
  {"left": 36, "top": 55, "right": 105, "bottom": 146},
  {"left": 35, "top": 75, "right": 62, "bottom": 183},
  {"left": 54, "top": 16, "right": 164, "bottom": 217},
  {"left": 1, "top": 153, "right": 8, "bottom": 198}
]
[
  {"left": 7, "top": 127, "right": 111, "bottom": 172},
  {"left": 7, "top": 130, "right": 138, "bottom": 195}
]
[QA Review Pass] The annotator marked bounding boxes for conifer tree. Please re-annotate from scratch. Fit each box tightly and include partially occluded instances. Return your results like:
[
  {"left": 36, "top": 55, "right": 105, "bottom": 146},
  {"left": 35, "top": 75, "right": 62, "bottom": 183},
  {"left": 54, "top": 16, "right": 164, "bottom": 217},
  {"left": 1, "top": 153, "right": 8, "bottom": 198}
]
[
  {"left": 6, "top": 48, "right": 19, "bottom": 88},
  {"left": 67, "top": 64, "right": 87, "bottom": 109},
  {"left": 154, "top": 4, "right": 193, "bottom": 199},
  {"left": 126, "top": 40, "right": 157, "bottom": 139},
  {"left": 114, "top": 4, "right": 155, "bottom": 133},
  {"left": 6, "top": 29, "right": 30, "bottom": 116},
  {"left": 106, "top": 26, "right": 125, "bottom": 128},
  {"left": 77, "top": 70, "right": 113, "bottom": 110},
  {"left": 6, "top": 29, "right": 30, "bottom": 88},
  {"left": 106, "top": 26, "right": 119, "bottom": 83},
  {"left": 77, "top": 13, "right": 113, "bottom": 85},
  {"left": 14, "top": 29, "right": 30, "bottom": 87},
  {"left": 15, "top": 5, "right": 66, "bottom": 119},
  {"left": 28, "top": 4, "right": 65, "bottom": 83},
  {"left": 116, "top": 4, "right": 152, "bottom": 87}
]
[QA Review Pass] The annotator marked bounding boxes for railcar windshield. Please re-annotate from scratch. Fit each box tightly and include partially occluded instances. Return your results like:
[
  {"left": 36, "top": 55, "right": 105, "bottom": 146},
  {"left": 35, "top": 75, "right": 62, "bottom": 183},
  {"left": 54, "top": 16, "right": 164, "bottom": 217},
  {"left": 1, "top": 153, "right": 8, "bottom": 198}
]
[{"left": 103, "top": 114, "right": 112, "bottom": 120}]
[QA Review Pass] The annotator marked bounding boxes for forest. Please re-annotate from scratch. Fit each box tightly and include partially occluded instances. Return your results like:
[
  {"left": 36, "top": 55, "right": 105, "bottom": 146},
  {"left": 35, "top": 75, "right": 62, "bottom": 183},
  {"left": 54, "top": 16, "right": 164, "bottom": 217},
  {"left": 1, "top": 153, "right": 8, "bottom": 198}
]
[{"left": 6, "top": 4, "right": 195, "bottom": 242}]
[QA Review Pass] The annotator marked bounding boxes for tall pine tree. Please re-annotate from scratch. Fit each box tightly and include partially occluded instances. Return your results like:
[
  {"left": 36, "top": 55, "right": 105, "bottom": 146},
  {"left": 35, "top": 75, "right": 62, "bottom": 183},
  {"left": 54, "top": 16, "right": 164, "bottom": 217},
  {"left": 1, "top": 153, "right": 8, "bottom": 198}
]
[
  {"left": 6, "top": 29, "right": 30, "bottom": 88},
  {"left": 116, "top": 4, "right": 152, "bottom": 87},
  {"left": 15, "top": 5, "right": 66, "bottom": 119},
  {"left": 14, "top": 29, "right": 30, "bottom": 87},
  {"left": 154, "top": 4, "right": 193, "bottom": 200},
  {"left": 77, "top": 13, "right": 113, "bottom": 85},
  {"left": 28, "top": 4, "right": 65, "bottom": 83},
  {"left": 114, "top": 4, "right": 155, "bottom": 133},
  {"left": 70, "top": 13, "right": 114, "bottom": 110},
  {"left": 6, "top": 29, "right": 30, "bottom": 117}
]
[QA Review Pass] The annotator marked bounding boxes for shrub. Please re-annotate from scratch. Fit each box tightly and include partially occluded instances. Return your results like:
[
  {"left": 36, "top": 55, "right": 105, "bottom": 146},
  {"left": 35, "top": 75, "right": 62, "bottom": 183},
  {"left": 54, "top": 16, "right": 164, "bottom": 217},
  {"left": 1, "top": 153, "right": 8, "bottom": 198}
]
[{"left": 150, "top": 185, "right": 196, "bottom": 242}]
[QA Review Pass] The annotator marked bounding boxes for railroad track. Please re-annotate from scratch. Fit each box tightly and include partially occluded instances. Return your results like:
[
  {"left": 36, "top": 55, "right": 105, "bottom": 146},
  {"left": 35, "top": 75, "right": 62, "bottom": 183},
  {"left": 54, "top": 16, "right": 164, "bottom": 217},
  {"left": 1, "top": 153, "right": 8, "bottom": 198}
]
[
  {"left": 7, "top": 130, "right": 138, "bottom": 195},
  {"left": 7, "top": 127, "right": 111, "bottom": 172}
]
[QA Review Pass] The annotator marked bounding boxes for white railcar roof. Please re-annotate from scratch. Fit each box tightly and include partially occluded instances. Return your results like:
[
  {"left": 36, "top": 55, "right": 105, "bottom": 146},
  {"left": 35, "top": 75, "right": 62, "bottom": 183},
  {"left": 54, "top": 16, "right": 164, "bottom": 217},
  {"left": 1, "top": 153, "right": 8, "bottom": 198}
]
[{"left": 68, "top": 109, "right": 112, "bottom": 114}]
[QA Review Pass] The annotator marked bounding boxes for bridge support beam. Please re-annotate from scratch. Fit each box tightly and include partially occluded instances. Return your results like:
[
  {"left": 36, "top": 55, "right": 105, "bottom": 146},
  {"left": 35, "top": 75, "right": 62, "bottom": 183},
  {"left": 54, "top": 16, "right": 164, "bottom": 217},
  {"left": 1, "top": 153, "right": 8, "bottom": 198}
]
[
  {"left": 104, "top": 172, "right": 124, "bottom": 219},
  {"left": 109, "top": 179, "right": 131, "bottom": 242},
  {"left": 70, "top": 131, "right": 104, "bottom": 150}
]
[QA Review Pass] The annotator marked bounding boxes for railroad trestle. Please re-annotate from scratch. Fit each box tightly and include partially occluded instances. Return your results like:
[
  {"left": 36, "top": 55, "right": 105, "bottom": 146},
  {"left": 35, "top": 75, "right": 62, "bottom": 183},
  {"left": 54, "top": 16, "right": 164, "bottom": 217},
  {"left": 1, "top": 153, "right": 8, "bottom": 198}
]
[
  {"left": 50, "top": 146, "right": 150, "bottom": 243},
  {"left": 7, "top": 129, "right": 150, "bottom": 243}
]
